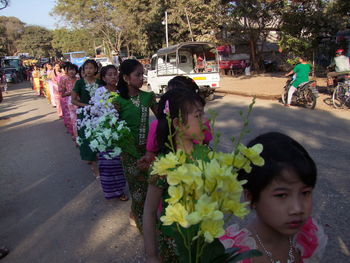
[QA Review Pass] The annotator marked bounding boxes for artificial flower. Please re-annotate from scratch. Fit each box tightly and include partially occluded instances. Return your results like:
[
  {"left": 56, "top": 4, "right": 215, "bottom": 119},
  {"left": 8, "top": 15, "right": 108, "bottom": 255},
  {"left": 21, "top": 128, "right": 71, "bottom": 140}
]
[
  {"left": 160, "top": 203, "right": 189, "bottom": 228},
  {"left": 200, "top": 219, "right": 225, "bottom": 243}
]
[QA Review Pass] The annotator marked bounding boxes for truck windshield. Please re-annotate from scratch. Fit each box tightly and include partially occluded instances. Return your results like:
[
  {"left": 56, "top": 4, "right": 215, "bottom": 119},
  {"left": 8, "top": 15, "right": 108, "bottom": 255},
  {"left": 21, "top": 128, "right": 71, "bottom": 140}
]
[{"left": 71, "top": 52, "right": 86, "bottom": 58}]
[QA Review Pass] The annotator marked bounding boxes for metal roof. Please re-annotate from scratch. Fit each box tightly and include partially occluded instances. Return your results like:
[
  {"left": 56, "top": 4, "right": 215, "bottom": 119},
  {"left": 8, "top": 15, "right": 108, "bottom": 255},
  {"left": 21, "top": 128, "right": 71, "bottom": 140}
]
[{"left": 156, "top": 42, "right": 216, "bottom": 56}]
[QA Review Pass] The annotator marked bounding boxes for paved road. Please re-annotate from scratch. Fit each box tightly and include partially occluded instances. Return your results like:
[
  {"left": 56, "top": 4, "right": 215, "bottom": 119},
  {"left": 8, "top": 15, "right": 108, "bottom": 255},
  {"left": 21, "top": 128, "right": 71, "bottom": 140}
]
[{"left": 1, "top": 82, "right": 349, "bottom": 262}]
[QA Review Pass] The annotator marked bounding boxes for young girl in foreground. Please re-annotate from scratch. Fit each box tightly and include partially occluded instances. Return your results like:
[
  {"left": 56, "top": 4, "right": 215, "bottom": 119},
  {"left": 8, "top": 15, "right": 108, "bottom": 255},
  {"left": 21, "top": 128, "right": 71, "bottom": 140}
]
[
  {"left": 220, "top": 132, "right": 327, "bottom": 263},
  {"left": 143, "top": 88, "right": 206, "bottom": 263}
]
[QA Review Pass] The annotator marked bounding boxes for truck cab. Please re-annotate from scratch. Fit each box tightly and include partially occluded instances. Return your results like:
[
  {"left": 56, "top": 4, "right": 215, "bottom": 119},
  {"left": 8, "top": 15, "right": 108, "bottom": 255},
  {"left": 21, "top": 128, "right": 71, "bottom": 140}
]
[{"left": 147, "top": 42, "right": 220, "bottom": 100}]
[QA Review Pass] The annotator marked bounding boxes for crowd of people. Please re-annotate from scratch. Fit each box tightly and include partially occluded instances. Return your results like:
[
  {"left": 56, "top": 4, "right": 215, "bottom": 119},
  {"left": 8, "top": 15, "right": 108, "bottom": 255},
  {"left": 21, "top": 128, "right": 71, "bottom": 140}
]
[{"left": 12, "top": 58, "right": 328, "bottom": 262}]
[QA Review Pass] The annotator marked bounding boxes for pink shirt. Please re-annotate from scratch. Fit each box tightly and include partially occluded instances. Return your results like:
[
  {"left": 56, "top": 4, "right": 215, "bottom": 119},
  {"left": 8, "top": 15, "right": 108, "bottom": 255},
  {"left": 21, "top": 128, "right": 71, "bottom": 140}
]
[{"left": 146, "top": 119, "right": 213, "bottom": 152}]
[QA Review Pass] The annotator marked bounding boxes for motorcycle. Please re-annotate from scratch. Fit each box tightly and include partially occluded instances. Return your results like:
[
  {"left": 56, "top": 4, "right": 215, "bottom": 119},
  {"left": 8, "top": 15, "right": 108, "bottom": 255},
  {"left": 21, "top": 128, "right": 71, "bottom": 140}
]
[
  {"left": 332, "top": 74, "right": 350, "bottom": 109},
  {"left": 281, "top": 77, "right": 318, "bottom": 109}
]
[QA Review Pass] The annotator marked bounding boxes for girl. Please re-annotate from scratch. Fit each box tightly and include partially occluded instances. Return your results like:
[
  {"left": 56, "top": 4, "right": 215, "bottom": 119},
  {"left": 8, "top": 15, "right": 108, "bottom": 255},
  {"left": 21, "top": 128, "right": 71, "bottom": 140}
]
[
  {"left": 61, "top": 63, "right": 78, "bottom": 139},
  {"left": 143, "top": 88, "right": 206, "bottom": 263},
  {"left": 220, "top": 132, "right": 327, "bottom": 263},
  {"left": 138, "top": 76, "right": 212, "bottom": 171},
  {"left": 50, "top": 62, "right": 63, "bottom": 117},
  {"left": 93, "top": 65, "right": 128, "bottom": 201},
  {"left": 113, "top": 59, "right": 157, "bottom": 231},
  {"left": 71, "top": 59, "right": 101, "bottom": 178},
  {"left": 32, "top": 65, "right": 41, "bottom": 96},
  {"left": 45, "top": 63, "right": 56, "bottom": 107},
  {"left": 59, "top": 62, "right": 73, "bottom": 131}
]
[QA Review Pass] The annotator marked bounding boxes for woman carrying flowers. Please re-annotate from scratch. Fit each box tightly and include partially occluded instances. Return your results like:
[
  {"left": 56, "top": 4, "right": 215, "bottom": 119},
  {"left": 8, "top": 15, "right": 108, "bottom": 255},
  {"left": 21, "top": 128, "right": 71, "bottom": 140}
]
[
  {"left": 113, "top": 59, "right": 157, "bottom": 231},
  {"left": 92, "top": 65, "right": 128, "bottom": 201},
  {"left": 143, "top": 87, "right": 207, "bottom": 263},
  {"left": 71, "top": 59, "right": 101, "bottom": 178}
]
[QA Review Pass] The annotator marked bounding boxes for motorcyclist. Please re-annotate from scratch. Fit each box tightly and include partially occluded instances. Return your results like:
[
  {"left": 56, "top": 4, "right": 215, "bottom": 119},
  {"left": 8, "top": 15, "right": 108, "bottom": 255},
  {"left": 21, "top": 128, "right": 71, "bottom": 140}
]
[
  {"left": 284, "top": 56, "right": 310, "bottom": 107},
  {"left": 327, "top": 49, "right": 350, "bottom": 85}
]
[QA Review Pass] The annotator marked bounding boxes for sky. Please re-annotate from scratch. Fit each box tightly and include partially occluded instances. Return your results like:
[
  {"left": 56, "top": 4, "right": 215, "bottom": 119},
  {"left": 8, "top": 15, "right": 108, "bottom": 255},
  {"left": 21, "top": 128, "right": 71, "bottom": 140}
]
[{"left": 0, "top": 0, "right": 59, "bottom": 29}]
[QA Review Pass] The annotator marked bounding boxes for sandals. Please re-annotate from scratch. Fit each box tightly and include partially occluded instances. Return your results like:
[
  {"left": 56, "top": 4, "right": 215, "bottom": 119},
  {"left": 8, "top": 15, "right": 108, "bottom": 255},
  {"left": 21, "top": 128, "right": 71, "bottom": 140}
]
[
  {"left": 119, "top": 194, "right": 129, "bottom": 201},
  {"left": 0, "top": 246, "right": 9, "bottom": 259}
]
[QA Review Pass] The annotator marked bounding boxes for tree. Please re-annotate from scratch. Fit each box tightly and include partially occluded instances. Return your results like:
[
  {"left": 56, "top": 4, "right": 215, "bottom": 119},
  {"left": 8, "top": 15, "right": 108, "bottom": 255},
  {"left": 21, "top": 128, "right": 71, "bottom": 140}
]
[
  {"left": 166, "top": 0, "right": 228, "bottom": 44},
  {"left": 52, "top": 28, "right": 95, "bottom": 56},
  {"left": 0, "top": 16, "right": 25, "bottom": 55},
  {"left": 224, "top": 0, "right": 285, "bottom": 71},
  {"left": 52, "top": 0, "right": 125, "bottom": 59},
  {"left": 16, "top": 26, "right": 54, "bottom": 57}
]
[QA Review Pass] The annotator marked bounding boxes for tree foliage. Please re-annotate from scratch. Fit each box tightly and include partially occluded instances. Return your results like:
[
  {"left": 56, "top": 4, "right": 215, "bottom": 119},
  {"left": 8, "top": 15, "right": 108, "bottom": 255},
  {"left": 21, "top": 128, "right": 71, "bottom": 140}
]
[
  {"left": 52, "top": 28, "right": 95, "bottom": 56},
  {"left": 16, "top": 26, "right": 54, "bottom": 57},
  {"left": 0, "top": 16, "right": 25, "bottom": 55}
]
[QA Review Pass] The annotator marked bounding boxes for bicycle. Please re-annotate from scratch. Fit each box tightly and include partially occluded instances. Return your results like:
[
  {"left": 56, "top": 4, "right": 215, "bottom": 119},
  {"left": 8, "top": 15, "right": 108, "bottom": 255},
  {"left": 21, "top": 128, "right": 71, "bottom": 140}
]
[{"left": 332, "top": 79, "right": 350, "bottom": 109}]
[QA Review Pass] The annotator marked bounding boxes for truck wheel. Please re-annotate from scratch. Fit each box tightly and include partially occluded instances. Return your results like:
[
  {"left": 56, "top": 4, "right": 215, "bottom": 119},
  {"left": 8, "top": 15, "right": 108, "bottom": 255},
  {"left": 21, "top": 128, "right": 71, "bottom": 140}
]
[{"left": 206, "top": 93, "right": 215, "bottom": 101}]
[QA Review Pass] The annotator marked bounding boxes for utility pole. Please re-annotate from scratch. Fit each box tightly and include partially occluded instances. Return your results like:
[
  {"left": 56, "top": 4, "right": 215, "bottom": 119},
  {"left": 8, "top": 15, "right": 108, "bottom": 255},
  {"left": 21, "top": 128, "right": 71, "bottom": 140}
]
[
  {"left": 184, "top": 8, "right": 194, "bottom": 42},
  {"left": 164, "top": 11, "right": 169, "bottom": 47}
]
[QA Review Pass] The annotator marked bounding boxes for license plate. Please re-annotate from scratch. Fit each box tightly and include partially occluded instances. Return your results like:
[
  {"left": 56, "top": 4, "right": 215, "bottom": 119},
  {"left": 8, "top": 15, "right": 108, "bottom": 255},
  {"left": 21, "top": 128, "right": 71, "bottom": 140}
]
[{"left": 193, "top": 77, "right": 206, "bottom": 80}]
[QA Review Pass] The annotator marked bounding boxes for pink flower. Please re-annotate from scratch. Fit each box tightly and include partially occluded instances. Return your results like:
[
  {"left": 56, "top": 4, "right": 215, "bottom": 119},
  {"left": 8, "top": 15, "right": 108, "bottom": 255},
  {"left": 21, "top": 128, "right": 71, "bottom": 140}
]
[
  {"left": 295, "top": 217, "right": 318, "bottom": 259},
  {"left": 163, "top": 100, "right": 170, "bottom": 114}
]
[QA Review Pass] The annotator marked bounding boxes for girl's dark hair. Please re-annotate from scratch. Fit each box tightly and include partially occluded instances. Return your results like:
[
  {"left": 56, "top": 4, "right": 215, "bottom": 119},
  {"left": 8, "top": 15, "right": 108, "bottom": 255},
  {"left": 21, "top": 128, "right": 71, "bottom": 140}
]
[
  {"left": 53, "top": 62, "right": 61, "bottom": 77},
  {"left": 167, "top": 76, "right": 200, "bottom": 93},
  {"left": 156, "top": 87, "right": 205, "bottom": 154},
  {"left": 66, "top": 63, "right": 78, "bottom": 73},
  {"left": 62, "top": 61, "right": 72, "bottom": 71},
  {"left": 117, "top": 59, "right": 142, "bottom": 99},
  {"left": 238, "top": 132, "right": 317, "bottom": 205},
  {"left": 100, "top": 65, "right": 118, "bottom": 86},
  {"left": 81, "top": 59, "right": 99, "bottom": 75}
]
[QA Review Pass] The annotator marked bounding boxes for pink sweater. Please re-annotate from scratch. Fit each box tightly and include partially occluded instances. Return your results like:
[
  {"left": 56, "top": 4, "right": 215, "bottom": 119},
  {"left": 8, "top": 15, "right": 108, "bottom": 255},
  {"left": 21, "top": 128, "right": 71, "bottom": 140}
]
[{"left": 146, "top": 119, "right": 213, "bottom": 152}]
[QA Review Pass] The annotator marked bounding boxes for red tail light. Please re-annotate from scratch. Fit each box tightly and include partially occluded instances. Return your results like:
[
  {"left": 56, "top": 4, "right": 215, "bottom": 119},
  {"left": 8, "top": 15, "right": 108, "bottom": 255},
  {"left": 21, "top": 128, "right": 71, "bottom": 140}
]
[
  {"left": 311, "top": 81, "right": 317, "bottom": 87},
  {"left": 212, "top": 83, "right": 217, "bottom": 87}
]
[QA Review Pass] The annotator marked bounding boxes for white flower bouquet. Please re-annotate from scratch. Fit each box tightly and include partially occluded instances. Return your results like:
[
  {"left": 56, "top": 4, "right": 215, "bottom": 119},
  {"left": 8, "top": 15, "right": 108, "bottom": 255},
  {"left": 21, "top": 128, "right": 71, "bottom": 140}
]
[{"left": 76, "top": 88, "right": 137, "bottom": 159}]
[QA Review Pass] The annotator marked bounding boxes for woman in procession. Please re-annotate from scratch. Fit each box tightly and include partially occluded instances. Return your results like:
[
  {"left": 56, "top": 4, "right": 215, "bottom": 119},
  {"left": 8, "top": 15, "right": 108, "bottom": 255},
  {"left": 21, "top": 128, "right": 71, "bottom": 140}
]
[
  {"left": 113, "top": 59, "right": 157, "bottom": 231},
  {"left": 50, "top": 62, "right": 63, "bottom": 118},
  {"left": 71, "top": 59, "right": 101, "bottom": 178},
  {"left": 60, "top": 63, "right": 79, "bottom": 139},
  {"left": 92, "top": 65, "right": 128, "bottom": 201}
]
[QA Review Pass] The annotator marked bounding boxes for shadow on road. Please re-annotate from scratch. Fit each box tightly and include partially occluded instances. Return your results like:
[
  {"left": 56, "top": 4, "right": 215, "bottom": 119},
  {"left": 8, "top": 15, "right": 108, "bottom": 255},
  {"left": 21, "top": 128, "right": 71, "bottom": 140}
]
[
  {"left": 207, "top": 98, "right": 350, "bottom": 262},
  {"left": 0, "top": 82, "right": 349, "bottom": 262}
]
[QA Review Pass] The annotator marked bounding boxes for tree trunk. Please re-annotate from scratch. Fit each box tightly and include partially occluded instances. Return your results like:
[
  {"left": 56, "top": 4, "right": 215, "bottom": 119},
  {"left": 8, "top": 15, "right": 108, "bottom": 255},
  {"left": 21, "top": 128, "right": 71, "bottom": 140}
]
[{"left": 250, "top": 38, "right": 259, "bottom": 74}]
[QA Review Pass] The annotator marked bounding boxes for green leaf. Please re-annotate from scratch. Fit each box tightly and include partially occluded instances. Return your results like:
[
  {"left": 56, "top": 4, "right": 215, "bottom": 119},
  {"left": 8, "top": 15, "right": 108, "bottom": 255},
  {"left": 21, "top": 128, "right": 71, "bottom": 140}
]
[{"left": 200, "top": 239, "right": 226, "bottom": 263}]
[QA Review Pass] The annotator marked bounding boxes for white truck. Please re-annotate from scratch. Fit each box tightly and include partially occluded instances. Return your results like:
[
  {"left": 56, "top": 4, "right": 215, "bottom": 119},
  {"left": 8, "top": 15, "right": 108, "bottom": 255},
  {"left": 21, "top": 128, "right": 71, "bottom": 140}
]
[{"left": 147, "top": 42, "right": 220, "bottom": 100}]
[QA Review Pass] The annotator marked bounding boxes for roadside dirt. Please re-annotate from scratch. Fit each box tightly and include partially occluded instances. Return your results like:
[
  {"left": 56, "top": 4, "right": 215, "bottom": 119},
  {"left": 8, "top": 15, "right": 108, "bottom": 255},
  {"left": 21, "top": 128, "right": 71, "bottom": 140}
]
[{"left": 219, "top": 74, "right": 348, "bottom": 112}]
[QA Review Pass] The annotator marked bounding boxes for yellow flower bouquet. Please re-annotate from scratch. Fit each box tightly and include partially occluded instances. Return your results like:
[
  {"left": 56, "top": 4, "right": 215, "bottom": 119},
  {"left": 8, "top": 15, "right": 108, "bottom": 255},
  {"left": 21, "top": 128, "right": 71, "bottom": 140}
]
[{"left": 150, "top": 99, "right": 264, "bottom": 263}]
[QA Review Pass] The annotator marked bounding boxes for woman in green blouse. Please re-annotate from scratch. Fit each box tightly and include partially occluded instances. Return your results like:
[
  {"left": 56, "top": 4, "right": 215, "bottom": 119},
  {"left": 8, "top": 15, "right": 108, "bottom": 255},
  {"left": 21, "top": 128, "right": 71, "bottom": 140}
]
[
  {"left": 71, "top": 59, "right": 101, "bottom": 178},
  {"left": 113, "top": 59, "right": 157, "bottom": 231}
]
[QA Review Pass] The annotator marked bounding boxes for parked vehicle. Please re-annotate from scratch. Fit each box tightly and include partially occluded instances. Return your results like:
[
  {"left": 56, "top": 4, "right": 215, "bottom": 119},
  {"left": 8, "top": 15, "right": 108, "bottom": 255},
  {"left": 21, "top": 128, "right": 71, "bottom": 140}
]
[
  {"left": 147, "top": 42, "right": 220, "bottom": 100},
  {"left": 63, "top": 51, "right": 87, "bottom": 67},
  {"left": 218, "top": 53, "right": 250, "bottom": 75},
  {"left": 332, "top": 74, "right": 350, "bottom": 109},
  {"left": 281, "top": 77, "right": 318, "bottom": 109},
  {"left": 94, "top": 57, "right": 112, "bottom": 67},
  {"left": 1, "top": 56, "right": 24, "bottom": 81},
  {"left": 3, "top": 67, "right": 20, "bottom": 83}
]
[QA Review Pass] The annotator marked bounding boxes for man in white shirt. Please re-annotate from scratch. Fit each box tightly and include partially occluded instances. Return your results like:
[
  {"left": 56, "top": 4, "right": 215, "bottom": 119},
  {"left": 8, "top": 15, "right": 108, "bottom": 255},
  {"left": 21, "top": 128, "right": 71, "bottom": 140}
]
[{"left": 327, "top": 49, "right": 350, "bottom": 85}]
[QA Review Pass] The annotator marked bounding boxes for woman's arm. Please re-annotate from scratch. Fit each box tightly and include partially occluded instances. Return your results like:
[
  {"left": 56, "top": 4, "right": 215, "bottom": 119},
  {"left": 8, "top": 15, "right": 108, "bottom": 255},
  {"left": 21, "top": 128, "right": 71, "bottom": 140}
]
[
  {"left": 71, "top": 90, "right": 88, "bottom": 107},
  {"left": 143, "top": 184, "right": 163, "bottom": 263},
  {"left": 60, "top": 78, "right": 68, "bottom": 97},
  {"left": 285, "top": 69, "right": 294, "bottom": 77}
]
